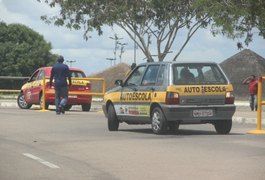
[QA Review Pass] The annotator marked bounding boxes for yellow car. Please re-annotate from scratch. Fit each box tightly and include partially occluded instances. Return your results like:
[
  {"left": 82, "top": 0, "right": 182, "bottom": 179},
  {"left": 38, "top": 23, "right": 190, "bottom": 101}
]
[{"left": 103, "top": 62, "right": 236, "bottom": 134}]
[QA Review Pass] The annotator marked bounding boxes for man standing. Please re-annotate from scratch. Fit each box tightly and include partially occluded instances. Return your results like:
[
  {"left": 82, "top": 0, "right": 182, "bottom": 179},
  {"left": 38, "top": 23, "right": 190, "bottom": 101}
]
[
  {"left": 50, "top": 56, "right": 72, "bottom": 114},
  {"left": 242, "top": 75, "right": 258, "bottom": 111}
]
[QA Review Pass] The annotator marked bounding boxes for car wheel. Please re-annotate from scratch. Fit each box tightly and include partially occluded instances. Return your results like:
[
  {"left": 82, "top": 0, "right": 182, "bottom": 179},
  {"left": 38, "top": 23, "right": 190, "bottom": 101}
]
[
  {"left": 107, "top": 104, "right": 119, "bottom": 131},
  {"left": 214, "top": 119, "right": 232, "bottom": 134},
  {"left": 39, "top": 94, "right": 49, "bottom": 110},
  {"left": 151, "top": 107, "right": 167, "bottom": 134},
  {"left": 64, "top": 104, "right": 72, "bottom": 111},
  {"left": 168, "top": 121, "right": 180, "bottom": 133},
  {"left": 17, "top": 92, "right": 32, "bottom": 109},
  {"left": 82, "top": 103, "right": 91, "bottom": 111}
]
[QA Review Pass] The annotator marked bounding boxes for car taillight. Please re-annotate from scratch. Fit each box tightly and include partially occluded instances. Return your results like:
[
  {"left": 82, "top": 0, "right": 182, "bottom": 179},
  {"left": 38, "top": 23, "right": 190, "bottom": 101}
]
[
  {"left": 166, "top": 92, "right": 179, "bottom": 105},
  {"left": 46, "top": 82, "right": 53, "bottom": 89},
  {"left": 85, "top": 83, "right": 91, "bottom": 90},
  {"left": 225, "top": 91, "right": 234, "bottom": 104}
]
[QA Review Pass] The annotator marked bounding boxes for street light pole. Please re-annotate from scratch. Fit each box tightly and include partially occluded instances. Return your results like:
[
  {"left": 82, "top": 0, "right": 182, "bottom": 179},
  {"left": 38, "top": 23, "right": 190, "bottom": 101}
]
[
  {"left": 134, "top": 33, "right": 137, "bottom": 64},
  {"left": 66, "top": 60, "right": 76, "bottom": 67},
  {"left": 106, "top": 58, "right": 115, "bottom": 66},
  {"left": 110, "top": 34, "right": 123, "bottom": 65},
  {"left": 118, "top": 42, "right": 127, "bottom": 63}
]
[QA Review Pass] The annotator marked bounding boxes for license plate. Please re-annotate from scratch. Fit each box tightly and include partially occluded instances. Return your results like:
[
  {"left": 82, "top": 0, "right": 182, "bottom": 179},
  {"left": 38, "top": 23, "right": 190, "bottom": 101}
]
[
  {"left": 69, "top": 95, "right": 77, "bottom": 98},
  {"left": 193, "top": 109, "right": 213, "bottom": 117}
]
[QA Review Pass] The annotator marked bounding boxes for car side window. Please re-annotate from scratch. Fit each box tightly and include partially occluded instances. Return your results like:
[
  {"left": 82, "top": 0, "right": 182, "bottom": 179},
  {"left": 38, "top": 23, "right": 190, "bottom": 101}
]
[
  {"left": 125, "top": 66, "right": 146, "bottom": 86},
  {"left": 37, "top": 70, "right": 45, "bottom": 80},
  {"left": 141, "top": 65, "right": 160, "bottom": 86},
  {"left": 156, "top": 65, "right": 166, "bottom": 86},
  {"left": 29, "top": 70, "right": 39, "bottom": 82}
]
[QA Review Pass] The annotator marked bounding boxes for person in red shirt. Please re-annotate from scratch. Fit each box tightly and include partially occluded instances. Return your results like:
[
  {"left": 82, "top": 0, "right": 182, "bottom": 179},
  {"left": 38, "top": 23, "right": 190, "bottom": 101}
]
[{"left": 242, "top": 75, "right": 258, "bottom": 111}]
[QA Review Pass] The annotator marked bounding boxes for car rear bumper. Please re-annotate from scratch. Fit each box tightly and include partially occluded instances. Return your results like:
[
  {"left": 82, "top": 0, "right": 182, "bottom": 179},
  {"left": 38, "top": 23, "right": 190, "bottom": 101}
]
[
  {"left": 45, "top": 94, "right": 92, "bottom": 104},
  {"left": 160, "top": 104, "right": 236, "bottom": 123}
]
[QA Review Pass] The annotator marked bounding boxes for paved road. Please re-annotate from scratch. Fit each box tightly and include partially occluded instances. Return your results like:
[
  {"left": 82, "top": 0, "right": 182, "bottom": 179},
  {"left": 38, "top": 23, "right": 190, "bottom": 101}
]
[
  {"left": 2, "top": 99, "right": 265, "bottom": 125},
  {"left": 0, "top": 107, "right": 265, "bottom": 180}
]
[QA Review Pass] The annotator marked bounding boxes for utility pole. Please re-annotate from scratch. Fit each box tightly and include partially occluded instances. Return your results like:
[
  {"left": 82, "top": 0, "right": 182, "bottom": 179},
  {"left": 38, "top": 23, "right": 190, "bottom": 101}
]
[
  {"left": 109, "top": 34, "right": 123, "bottom": 65},
  {"left": 118, "top": 42, "right": 127, "bottom": 63},
  {"left": 106, "top": 58, "right": 115, "bottom": 66},
  {"left": 134, "top": 33, "right": 137, "bottom": 64}
]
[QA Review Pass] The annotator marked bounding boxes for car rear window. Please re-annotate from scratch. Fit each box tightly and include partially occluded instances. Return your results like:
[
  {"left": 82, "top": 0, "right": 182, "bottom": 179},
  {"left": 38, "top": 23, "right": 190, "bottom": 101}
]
[
  {"left": 71, "top": 71, "right": 86, "bottom": 78},
  {"left": 172, "top": 64, "right": 227, "bottom": 85}
]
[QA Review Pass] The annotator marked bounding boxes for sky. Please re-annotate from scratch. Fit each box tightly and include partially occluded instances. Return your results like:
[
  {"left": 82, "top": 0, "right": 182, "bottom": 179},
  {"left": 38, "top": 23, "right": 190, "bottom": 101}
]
[{"left": 1, "top": 0, "right": 265, "bottom": 75}]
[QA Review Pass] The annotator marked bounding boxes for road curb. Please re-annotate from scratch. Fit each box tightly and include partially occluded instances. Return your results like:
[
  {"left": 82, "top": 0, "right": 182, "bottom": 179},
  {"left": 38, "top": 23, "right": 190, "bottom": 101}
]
[
  {"left": 0, "top": 101, "right": 18, "bottom": 108},
  {"left": 233, "top": 116, "right": 261, "bottom": 124}
]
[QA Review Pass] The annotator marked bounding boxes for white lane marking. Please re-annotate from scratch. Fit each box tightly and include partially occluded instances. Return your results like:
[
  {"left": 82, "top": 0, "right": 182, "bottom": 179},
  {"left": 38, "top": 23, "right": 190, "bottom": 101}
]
[{"left": 23, "top": 153, "right": 60, "bottom": 169}]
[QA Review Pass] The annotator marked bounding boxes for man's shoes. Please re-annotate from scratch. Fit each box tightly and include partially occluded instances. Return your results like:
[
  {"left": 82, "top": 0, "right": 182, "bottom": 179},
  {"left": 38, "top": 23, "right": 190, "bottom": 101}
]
[
  {"left": 56, "top": 110, "right": 61, "bottom": 115},
  {"left": 59, "top": 106, "right": 65, "bottom": 114}
]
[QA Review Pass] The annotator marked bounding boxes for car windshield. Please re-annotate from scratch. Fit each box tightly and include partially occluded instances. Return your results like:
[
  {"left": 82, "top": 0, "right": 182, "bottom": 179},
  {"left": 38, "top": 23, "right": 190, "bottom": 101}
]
[{"left": 172, "top": 63, "right": 227, "bottom": 85}]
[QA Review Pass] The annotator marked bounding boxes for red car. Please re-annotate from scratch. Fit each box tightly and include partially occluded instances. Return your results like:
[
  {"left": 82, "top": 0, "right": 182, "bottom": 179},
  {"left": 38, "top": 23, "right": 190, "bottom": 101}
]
[{"left": 17, "top": 67, "right": 92, "bottom": 111}]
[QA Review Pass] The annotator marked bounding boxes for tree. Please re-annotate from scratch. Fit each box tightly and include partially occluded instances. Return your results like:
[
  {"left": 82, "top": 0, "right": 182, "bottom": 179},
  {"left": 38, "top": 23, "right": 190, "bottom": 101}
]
[
  {"left": 39, "top": 0, "right": 210, "bottom": 62},
  {"left": 0, "top": 22, "right": 57, "bottom": 89},
  {"left": 194, "top": 0, "right": 265, "bottom": 45},
  {"left": 0, "top": 22, "right": 56, "bottom": 77}
]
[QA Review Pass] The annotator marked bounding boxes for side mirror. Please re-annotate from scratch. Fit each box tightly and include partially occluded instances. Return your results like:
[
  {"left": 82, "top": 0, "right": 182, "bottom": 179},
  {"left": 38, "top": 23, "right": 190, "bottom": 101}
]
[
  {"left": 115, "top": 80, "right": 123, "bottom": 86},
  {"left": 25, "top": 78, "right": 31, "bottom": 82}
]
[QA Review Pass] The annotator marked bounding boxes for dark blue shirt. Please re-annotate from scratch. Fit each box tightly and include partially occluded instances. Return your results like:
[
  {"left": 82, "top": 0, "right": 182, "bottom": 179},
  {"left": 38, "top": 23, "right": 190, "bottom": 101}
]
[{"left": 50, "top": 63, "right": 71, "bottom": 87}]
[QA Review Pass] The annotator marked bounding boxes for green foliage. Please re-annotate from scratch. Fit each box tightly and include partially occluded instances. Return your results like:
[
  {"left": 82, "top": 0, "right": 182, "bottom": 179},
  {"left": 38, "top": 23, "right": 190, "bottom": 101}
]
[
  {"left": 38, "top": 0, "right": 264, "bottom": 61},
  {"left": 194, "top": 0, "right": 265, "bottom": 45},
  {"left": 0, "top": 22, "right": 56, "bottom": 77},
  {"left": 0, "top": 22, "right": 57, "bottom": 89},
  {"left": 39, "top": 0, "right": 210, "bottom": 62}
]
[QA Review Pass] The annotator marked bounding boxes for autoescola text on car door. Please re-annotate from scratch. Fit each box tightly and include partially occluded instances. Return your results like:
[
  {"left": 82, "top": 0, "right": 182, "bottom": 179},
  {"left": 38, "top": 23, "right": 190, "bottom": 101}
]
[
  {"left": 129, "top": 64, "right": 163, "bottom": 117},
  {"left": 117, "top": 64, "right": 167, "bottom": 118},
  {"left": 114, "top": 65, "right": 148, "bottom": 117}
]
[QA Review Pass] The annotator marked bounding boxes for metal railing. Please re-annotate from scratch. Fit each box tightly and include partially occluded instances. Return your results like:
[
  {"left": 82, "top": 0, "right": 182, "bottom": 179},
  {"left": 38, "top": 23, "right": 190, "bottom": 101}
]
[
  {"left": 0, "top": 76, "right": 106, "bottom": 111},
  {"left": 40, "top": 77, "right": 106, "bottom": 111},
  {"left": 0, "top": 76, "right": 106, "bottom": 95},
  {"left": 0, "top": 76, "right": 29, "bottom": 80},
  {"left": 0, "top": 76, "right": 29, "bottom": 93}
]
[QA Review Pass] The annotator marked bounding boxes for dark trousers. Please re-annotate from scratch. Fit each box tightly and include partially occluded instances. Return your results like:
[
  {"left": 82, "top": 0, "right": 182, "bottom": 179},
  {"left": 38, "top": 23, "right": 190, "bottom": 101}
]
[
  {"left": 249, "top": 94, "right": 257, "bottom": 111},
  {"left": 55, "top": 86, "right": 69, "bottom": 111}
]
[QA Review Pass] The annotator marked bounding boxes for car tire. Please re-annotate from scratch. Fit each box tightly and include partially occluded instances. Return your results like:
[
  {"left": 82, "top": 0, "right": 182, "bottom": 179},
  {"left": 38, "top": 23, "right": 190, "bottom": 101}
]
[
  {"left": 82, "top": 103, "right": 91, "bottom": 111},
  {"left": 151, "top": 107, "right": 168, "bottom": 134},
  {"left": 17, "top": 92, "right": 32, "bottom": 109},
  {"left": 168, "top": 121, "right": 180, "bottom": 133},
  {"left": 39, "top": 93, "right": 49, "bottom": 110},
  {"left": 108, "top": 104, "right": 119, "bottom": 131},
  {"left": 64, "top": 104, "right": 72, "bottom": 111},
  {"left": 214, "top": 119, "right": 232, "bottom": 134}
]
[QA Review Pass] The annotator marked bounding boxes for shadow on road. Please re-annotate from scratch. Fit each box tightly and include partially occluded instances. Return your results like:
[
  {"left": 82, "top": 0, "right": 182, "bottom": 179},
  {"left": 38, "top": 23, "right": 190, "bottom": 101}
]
[{"left": 119, "top": 128, "right": 244, "bottom": 136}]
